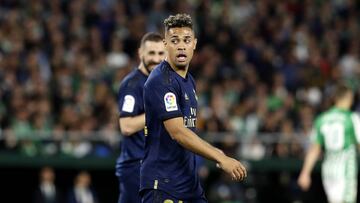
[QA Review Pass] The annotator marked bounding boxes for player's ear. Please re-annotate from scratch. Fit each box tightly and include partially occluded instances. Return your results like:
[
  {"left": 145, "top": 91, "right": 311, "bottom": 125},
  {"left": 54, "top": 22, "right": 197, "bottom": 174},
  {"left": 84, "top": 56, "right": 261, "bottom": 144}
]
[
  {"left": 163, "top": 39, "right": 167, "bottom": 46},
  {"left": 193, "top": 38, "right": 197, "bottom": 50}
]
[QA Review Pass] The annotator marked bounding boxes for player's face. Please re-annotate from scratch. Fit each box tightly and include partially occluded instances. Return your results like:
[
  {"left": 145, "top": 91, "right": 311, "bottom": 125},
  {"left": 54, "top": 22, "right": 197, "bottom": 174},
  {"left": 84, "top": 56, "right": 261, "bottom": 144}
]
[
  {"left": 164, "top": 27, "right": 197, "bottom": 70},
  {"left": 140, "top": 40, "right": 165, "bottom": 72}
]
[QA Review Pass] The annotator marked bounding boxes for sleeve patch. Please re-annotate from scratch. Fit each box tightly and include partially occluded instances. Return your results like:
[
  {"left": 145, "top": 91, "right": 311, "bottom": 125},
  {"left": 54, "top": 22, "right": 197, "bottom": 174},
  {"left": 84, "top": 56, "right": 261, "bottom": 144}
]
[
  {"left": 164, "top": 92, "right": 178, "bottom": 112},
  {"left": 122, "top": 95, "right": 135, "bottom": 112}
]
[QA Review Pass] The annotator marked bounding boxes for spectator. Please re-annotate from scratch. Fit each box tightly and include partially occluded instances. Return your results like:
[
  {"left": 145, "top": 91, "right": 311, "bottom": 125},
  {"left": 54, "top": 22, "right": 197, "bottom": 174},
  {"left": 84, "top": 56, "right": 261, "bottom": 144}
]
[
  {"left": 67, "top": 171, "right": 98, "bottom": 203},
  {"left": 33, "top": 166, "right": 63, "bottom": 203}
]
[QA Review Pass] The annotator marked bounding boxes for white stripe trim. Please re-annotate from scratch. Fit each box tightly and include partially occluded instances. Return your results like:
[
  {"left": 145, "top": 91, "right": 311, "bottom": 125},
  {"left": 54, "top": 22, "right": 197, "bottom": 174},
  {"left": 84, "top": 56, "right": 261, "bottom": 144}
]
[{"left": 351, "top": 113, "right": 360, "bottom": 143}]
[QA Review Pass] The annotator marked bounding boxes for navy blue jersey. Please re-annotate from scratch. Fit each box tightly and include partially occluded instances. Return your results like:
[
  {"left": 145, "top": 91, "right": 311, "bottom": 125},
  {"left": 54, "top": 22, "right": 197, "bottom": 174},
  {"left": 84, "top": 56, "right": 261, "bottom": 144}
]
[
  {"left": 116, "top": 69, "right": 147, "bottom": 176},
  {"left": 141, "top": 61, "right": 203, "bottom": 199}
]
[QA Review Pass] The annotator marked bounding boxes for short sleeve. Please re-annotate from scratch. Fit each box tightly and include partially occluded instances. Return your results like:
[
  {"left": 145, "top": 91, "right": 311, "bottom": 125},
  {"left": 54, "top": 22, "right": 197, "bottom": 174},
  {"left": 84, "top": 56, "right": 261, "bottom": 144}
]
[
  {"left": 118, "top": 86, "right": 143, "bottom": 118},
  {"left": 144, "top": 82, "right": 183, "bottom": 121}
]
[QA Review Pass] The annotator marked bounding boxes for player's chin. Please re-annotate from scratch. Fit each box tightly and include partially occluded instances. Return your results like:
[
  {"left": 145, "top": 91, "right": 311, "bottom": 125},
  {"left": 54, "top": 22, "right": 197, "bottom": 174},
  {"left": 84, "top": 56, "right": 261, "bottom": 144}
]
[
  {"left": 175, "top": 64, "right": 187, "bottom": 70},
  {"left": 174, "top": 61, "right": 188, "bottom": 70}
]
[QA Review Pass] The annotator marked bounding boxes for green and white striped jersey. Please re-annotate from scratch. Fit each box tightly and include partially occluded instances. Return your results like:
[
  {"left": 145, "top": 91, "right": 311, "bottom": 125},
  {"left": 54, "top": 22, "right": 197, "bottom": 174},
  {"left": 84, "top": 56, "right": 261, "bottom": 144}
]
[
  {"left": 312, "top": 107, "right": 360, "bottom": 152},
  {"left": 312, "top": 107, "right": 360, "bottom": 202}
]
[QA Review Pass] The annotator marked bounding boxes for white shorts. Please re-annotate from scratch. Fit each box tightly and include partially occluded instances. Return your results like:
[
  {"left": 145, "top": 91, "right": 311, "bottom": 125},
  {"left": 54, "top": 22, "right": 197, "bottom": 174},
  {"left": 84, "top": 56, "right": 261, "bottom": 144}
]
[{"left": 322, "top": 178, "right": 356, "bottom": 203}]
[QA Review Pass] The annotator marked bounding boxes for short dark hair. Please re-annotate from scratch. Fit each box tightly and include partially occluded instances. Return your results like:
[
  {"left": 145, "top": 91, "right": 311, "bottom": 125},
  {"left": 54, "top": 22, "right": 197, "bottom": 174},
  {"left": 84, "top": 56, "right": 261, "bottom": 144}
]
[
  {"left": 163, "top": 13, "right": 193, "bottom": 31},
  {"left": 140, "top": 32, "right": 163, "bottom": 46},
  {"left": 333, "top": 82, "right": 353, "bottom": 101}
]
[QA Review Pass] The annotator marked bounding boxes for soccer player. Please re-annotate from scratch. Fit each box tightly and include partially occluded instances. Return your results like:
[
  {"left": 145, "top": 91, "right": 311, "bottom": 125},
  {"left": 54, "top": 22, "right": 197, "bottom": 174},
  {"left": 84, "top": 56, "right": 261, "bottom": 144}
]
[
  {"left": 116, "top": 32, "right": 165, "bottom": 203},
  {"left": 140, "top": 14, "right": 247, "bottom": 202},
  {"left": 298, "top": 82, "right": 360, "bottom": 203}
]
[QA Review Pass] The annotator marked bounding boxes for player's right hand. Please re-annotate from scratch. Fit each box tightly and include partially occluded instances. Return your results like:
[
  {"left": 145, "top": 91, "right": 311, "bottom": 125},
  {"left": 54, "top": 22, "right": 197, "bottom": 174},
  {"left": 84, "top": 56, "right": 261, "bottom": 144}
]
[
  {"left": 218, "top": 157, "right": 247, "bottom": 181},
  {"left": 297, "top": 172, "right": 311, "bottom": 191}
]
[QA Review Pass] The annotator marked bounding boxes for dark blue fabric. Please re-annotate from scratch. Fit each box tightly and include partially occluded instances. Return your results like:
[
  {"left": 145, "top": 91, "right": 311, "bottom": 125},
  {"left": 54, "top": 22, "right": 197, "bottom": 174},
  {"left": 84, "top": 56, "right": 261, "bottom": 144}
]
[
  {"left": 116, "top": 68, "right": 147, "bottom": 202},
  {"left": 116, "top": 69, "right": 147, "bottom": 175},
  {"left": 141, "top": 189, "right": 208, "bottom": 203},
  {"left": 141, "top": 61, "right": 204, "bottom": 200},
  {"left": 117, "top": 162, "right": 141, "bottom": 203}
]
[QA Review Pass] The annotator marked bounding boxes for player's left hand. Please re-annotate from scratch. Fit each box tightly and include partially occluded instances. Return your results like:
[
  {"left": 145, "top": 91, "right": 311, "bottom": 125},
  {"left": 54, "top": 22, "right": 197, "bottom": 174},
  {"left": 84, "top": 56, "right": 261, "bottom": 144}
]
[
  {"left": 297, "top": 172, "right": 311, "bottom": 191},
  {"left": 218, "top": 156, "right": 247, "bottom": 181}
]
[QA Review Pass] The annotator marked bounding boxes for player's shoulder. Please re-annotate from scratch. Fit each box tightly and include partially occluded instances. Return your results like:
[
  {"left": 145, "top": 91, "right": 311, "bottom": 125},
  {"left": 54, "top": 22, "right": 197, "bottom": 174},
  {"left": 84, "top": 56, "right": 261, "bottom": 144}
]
[
  {"left": 145, "top": 61, "right": 176, "bottom": 88},
  {"left": 120, "top": 69, "right": 146, "bottom": 90},
  {"left": 317, "top": 107, "right": 349, "bottom": 124},
  {"left": 315, "top": 109, "right": 330, "bottom": 125}
]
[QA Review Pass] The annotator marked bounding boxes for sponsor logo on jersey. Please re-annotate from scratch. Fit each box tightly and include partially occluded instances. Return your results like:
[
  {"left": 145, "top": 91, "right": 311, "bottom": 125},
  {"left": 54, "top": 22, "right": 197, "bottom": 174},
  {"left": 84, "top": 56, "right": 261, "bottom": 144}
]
[
  {"left": 164, "top": 92, "right": 178, "bottom": 111},
  {"left": 122, "top": 95, "right": 135, "bottom": 112}
]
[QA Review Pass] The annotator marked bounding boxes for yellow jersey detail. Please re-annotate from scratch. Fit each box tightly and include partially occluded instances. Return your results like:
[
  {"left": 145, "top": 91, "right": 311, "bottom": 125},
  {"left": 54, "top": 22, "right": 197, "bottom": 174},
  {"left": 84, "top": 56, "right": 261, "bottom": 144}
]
[{"left": 144, "top": 126, "right": 148, "bottom": 136}]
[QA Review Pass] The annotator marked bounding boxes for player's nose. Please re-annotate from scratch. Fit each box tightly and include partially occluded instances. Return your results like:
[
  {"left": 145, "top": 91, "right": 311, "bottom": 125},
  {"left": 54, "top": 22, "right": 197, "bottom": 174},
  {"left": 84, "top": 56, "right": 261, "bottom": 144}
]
[
  {"left": 154, "top": 55, "right": 163, "bottom": 63},
  {"left": 177, "top": 42, "right": 186, "bottom": 50}
]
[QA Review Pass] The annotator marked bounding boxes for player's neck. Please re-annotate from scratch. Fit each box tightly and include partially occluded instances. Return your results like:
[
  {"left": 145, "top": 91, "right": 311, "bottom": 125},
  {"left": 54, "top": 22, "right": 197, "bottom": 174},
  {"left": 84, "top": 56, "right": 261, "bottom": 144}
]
[
  {"left": 335, "top": 101, "right": 350, "bottom": 110},
  {"left": 175, "top": 68, "right": 188, "bottom": 78},
  {"left": 138, "top": 64, "right": 149, "bottom": 76},
  {"left": 166, "top": 60, "right": 188, "bottom": 78}
]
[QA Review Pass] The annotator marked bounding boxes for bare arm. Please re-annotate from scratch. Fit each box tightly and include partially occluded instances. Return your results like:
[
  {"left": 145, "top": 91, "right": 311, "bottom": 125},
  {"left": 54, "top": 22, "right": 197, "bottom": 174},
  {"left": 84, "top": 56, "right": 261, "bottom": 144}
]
[
  {"left": 119, "top": 113, "right": 145, "bottom": 136},
  {"left": 164, "top": 117, "right": 247, "bottom": 181},
  {"left": 298, "top": 143, "right": 321, "bottom": 190},
  {"left": 301, "top": 143, "right": 321, "bottom": 175}
]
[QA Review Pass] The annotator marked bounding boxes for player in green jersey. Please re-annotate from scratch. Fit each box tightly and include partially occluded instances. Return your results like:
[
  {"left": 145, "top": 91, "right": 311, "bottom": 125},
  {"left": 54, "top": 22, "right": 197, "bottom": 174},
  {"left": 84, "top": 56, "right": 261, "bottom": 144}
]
[{"left": 298, "top": 82, "right": 360, "bottom": 203}]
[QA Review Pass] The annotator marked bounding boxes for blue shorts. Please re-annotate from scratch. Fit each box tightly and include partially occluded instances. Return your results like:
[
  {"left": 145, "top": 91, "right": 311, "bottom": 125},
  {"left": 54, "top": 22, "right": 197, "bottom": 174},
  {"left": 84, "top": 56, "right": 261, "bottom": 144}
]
[
  {"left": 117, "top": 163, "right": 141, "bottom": 203},
  {"left": 141, "top": 189, "right": 208, "bottom": 203}
]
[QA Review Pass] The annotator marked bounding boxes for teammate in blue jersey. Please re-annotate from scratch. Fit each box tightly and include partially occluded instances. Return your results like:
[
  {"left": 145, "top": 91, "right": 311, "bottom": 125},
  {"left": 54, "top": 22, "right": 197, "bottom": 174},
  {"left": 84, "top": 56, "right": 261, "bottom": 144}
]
[
  {"left": 116, "top": 32, "right": 165, "bottom": 203},
  {"left": 141, "top": 14, "right": 247, "bottom": 203}
]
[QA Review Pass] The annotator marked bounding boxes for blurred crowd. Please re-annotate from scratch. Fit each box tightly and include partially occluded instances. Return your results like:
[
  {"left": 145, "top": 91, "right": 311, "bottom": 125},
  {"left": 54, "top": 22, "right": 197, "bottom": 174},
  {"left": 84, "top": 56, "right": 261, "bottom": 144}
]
[
  {"left": 0, "top": 0, "right": 359, "bottom": 159},
  {"left": 1, "top": 0, "right": 360, "bottom": 202}
]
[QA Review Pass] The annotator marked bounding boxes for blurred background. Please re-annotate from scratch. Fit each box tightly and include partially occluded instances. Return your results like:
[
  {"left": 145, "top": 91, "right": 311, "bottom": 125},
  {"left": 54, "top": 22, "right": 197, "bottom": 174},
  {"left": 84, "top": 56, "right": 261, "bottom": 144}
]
[{"left": 0, "top": 0, "right": 360, "bottom": 202}]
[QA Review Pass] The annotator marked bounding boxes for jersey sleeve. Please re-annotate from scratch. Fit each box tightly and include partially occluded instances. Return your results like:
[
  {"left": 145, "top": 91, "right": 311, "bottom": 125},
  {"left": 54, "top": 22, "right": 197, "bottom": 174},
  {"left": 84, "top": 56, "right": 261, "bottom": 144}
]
[
  {"left": 310, "top": 118, "right": 324, "bottom": 146},
  {"left": 117, "top": 85, "right": 143, "bottom": 118},
  {"left": 351, "top": 112, "right": 360, "bottom": 143},
  {"left": 144, "top": 82, "right": 183, "bottom": 121}
]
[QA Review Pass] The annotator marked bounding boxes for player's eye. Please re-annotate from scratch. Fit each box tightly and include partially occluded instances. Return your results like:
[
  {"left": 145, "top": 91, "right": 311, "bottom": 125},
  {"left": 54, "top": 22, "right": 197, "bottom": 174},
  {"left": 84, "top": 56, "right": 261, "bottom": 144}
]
[
  {"left": 171, "top": 39, "right": 179, "bottom": 44},
  {"left": 184, "top": 39, "right": 191, "bottom": 43}
]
